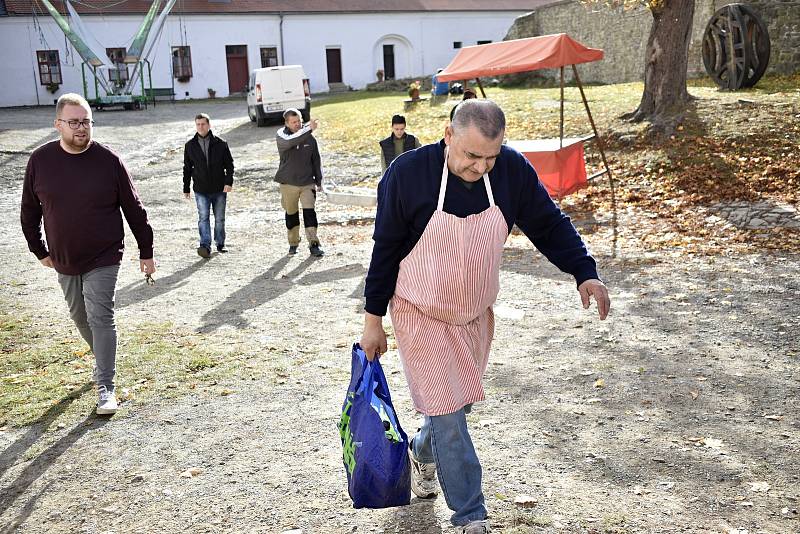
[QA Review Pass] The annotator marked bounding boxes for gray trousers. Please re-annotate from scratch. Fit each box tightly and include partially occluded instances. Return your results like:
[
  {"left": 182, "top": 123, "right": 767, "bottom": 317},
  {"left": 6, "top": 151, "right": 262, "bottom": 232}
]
[{"left": 57, "top": 264, "right": 120, "bottom": 390}]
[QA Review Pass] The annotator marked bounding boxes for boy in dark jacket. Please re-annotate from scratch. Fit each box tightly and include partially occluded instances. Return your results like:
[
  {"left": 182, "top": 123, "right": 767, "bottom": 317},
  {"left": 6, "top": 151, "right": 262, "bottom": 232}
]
[
  {"left": 379, "top": 114, "right": 420, "bottom": 173},
  {"left": 183, "top": 113, "right": 234, "bottom": 257}
]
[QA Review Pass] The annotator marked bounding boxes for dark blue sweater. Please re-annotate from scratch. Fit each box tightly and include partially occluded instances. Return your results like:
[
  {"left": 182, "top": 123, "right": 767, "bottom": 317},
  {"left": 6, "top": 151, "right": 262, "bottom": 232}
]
[{"left": 364, "top": 140, "right": 599, "bottom": 316}]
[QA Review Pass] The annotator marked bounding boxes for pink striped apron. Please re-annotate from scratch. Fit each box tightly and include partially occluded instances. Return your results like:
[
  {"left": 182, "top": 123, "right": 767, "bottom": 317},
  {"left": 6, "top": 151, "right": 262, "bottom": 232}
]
[{"left": 390, "top": 147, "right": 508, "bottom": 416}]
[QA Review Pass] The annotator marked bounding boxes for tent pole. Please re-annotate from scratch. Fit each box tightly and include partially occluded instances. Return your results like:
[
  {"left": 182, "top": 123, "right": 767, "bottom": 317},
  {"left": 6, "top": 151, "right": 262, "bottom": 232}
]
[
  {"left": 571, "top": 64, "right": 611, "bottom": 181},
  {"left": 572, "top": 63, "right": 618, "bottom": 257},
  {"left": 475, "top": 78, "right": 486, "bottom": 98},
  {"left": 559, "top": 66, "right": 564, "bottom": 149}
]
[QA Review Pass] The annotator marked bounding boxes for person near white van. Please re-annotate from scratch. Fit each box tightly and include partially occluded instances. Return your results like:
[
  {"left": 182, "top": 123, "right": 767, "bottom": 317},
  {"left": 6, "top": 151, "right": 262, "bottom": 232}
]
[
  {"left": 248, "top": 65, "right": 311, "bottom": 127},
  {"left": 275, "top": 108, "right": 324, "bottom": 257}
]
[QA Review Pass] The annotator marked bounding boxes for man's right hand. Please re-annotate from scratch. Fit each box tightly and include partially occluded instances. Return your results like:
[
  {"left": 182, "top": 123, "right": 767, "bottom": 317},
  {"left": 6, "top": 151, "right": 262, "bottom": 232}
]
[
  {"left": 39, "top": 256, "right": 53, "bottom": 268},
  {"left": 360, "top": 312, "right": 387, "bottom": 362},
  {"left": 184, "top": 192, "right": 190, "bottom": 199},
  {"left": 308, "top": 118, "right": 319, "bottom": 131}
]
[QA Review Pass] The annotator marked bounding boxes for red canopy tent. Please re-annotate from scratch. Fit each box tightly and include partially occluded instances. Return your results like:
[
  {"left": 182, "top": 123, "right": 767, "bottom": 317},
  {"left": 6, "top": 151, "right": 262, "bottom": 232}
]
[{"left": 438, "top": 33, "right": 612, "bottom": 199}]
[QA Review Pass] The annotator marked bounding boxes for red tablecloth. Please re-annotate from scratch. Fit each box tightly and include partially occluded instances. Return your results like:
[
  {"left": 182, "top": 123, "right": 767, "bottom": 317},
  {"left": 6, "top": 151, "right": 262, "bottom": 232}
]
[{"left": 506, "top": 138, "right": 588, "bottom": 199}]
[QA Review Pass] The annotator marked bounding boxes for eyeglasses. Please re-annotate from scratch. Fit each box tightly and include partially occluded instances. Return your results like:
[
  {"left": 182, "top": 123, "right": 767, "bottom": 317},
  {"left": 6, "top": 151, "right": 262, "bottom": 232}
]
[{"left": 58, "top": 118, "right": 95, "bottom": 130}]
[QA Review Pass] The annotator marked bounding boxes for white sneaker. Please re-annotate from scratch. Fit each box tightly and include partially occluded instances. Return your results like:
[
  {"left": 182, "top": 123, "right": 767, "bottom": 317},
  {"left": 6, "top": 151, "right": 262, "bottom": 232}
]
[
  {"left": 455, "top": 520, "right": 490, "bottom": 533},
  {"left": 96, "top": 385, "right": 118, "bottom": 415},
  {"left": 409, "top": 436, "right": 438, "bottom": 499}
]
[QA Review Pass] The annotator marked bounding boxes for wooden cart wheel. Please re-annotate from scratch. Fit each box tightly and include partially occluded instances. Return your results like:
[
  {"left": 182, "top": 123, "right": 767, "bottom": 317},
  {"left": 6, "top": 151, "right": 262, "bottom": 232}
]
[{"left": 702, "top": 3, "right": 770, "bottom": 90}]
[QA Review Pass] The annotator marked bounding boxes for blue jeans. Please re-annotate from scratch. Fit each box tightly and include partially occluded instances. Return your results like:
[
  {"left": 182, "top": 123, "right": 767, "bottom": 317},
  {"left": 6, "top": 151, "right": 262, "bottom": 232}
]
[
  {"left": 195, "top": 192, "right": 226, "bottom": 249},
  {"left": 412, "top": 404, "right": 486, "bottom": 526}
]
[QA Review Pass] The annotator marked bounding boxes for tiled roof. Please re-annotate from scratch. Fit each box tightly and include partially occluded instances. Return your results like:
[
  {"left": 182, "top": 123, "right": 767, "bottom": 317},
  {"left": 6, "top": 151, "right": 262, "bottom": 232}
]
[{"left": 5, "top": 0, "right": 556, "bottom": 16}]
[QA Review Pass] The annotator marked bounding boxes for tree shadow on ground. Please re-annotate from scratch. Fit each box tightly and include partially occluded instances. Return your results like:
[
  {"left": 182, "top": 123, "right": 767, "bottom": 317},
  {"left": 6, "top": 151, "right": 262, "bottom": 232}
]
[
  {"left": 0, "top": 409, "right": 109, "bottom": 531},
  {"left": 198, "top": 256, "right": 365, "bottom": 333},
  {"left": 486, "top": 269, "right": 798, "bottom": 516},
  {"left": 115, "top": 258, "right": 208, "bottom": 309}
]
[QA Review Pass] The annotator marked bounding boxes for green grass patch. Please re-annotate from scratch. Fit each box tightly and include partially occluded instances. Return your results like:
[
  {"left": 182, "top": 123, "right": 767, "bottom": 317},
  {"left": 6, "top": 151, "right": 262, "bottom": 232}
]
[
  {"left": 187, "top": 355, "right": 216, "bottom": 372},
  {"left": 0, "top": 302, "right": 264, "bottom": 428},
  {"left": 309, "top": 81, "right": 671, "bottom": 190},
  {"left": 0, "top": 309, "right": 91, "bottom": 427},
  {"left": 312, "top": 73, "right": 798, "bottom": 171},
  {"left": 312, "top": 84, "right": 643, "bottom": 166}
]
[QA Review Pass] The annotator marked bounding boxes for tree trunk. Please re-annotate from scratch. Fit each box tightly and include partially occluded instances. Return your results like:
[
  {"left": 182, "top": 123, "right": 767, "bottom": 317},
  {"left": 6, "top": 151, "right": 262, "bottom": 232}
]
[{"left": 626, "top": 0, "right": 696, "bottom": 132}]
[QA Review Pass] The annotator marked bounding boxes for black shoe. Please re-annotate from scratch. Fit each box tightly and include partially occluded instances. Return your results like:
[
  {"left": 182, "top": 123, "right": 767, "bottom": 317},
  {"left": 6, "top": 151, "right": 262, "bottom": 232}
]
[
  {"left": 217, "top": 246, "right": 228, "bottom": 253},
  {"left": 197, "top": 246, "right": 211, "bottom": 258},
  {"left": 288, "top": 245, "right": 298, "bottom": 256},
  {"left": 309, "top": 244, "right": 324, "bottom": 257}
]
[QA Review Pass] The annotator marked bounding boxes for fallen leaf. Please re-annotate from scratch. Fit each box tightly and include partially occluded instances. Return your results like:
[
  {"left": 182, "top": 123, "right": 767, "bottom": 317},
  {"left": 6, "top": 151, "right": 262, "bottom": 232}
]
[
  {"left": 594, "top": 378, "right": 605, "bottom": 389},
  {"left": 749, "top": 481, "right": 771, "bottom": 493},
  {"left": 764, "top": 415, "right": 783, "bottom": 421},
  {"left": 702, "top": 437, "right": 724, "bottom": 450},
  {"left": 180, "top": 467, "right": 203, "bottom": 478},
  {"left": 514, "top": 494, "right": 538, "bottom": 508}
]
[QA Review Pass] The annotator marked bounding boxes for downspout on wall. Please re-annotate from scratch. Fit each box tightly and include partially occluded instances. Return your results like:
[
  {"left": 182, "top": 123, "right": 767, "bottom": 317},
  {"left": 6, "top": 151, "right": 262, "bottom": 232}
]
[
  {"left": 26, "top": 22, "right": 41, "bottom": 106},
  {"left": 279, "top": 13, "right": 285, "bottom": 65}
]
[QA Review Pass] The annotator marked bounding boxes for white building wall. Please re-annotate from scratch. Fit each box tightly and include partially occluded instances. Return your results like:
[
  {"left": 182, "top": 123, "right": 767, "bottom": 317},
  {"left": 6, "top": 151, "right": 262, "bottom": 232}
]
[
  {"left": 0, "top": 11, "right": 524, "bottom": 107},
  {"left": 282, "top": 12, "right": 523, "bottom": 92}
]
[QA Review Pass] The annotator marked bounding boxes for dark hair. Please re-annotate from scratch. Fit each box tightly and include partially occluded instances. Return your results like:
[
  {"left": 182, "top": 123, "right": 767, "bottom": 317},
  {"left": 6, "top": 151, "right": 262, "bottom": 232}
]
[
  {"left": 283, "top": 108, "right": 301, "bottom": 120},
  {"left": 462, "top": 89, "right": 477, "bottom": 100},
  {"left": 391, "top": 114, "right": 406, "bottom": 126},
  {"left": 451, "top": 99, "right": 505, "bottom": 140},
  {"left": 195, "top": 113, "right": 210, "bottom": 123}
]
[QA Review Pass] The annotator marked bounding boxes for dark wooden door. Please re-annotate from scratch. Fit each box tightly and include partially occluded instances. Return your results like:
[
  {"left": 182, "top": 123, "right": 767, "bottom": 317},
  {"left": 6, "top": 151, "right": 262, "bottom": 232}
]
[
  {"left": 326, "top": 48, "right": 342, "bottom": 84},
  {"left": 225, "top": 45, "right": 248, "bottom": 94},
  {"left": 383, "top": 44, "right": 395, "bottom": 80}
]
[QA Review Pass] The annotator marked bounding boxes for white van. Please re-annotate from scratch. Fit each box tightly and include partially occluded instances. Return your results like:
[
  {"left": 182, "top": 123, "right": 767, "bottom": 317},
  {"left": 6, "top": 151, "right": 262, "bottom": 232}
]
[{"left": 247, "top": 65, "right": 311, "bottom": 127}]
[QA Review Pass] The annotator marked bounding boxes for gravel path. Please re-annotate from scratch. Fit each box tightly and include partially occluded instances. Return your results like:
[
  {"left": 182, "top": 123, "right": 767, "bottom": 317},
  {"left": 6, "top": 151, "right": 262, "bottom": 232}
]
[{"left": 0, "top": 100, "right": 797, "bottom": 534}]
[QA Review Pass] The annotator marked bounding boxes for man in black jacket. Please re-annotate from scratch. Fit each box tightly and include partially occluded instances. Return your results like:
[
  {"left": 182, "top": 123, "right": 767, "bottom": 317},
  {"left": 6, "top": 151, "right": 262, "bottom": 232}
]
[
  {"left": 183, "top": 113, "right": 234, "bottom": 257},
  {"left": 379, "top": 114, "right": 420, "bottom": 173}
]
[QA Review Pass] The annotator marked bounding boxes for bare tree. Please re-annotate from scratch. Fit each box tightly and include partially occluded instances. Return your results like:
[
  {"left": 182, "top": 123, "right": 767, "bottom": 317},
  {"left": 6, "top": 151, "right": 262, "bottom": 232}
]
[{"left": 588, "top": 0, "right": 696, "bottom": 132}]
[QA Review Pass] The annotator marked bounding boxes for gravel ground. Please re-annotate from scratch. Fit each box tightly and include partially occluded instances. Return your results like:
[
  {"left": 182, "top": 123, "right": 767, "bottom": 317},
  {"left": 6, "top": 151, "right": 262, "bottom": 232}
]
[{"left": 0, "top": 100, "right": 798, "bottom": 534}]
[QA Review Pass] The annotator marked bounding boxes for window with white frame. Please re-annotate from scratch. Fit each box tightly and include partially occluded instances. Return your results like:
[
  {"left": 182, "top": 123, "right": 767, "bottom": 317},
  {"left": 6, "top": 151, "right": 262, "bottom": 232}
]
[{"left": 37, "top": 50, "right": 62, "bottom": 85}]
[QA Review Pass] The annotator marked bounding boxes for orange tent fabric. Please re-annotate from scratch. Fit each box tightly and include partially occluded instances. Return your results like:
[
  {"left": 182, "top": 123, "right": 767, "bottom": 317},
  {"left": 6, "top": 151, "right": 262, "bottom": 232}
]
[
  {"left": 437, "top": 33, "right": 603, "bottom": 82},
  {"left": 506, "top": 139, "right": 588, "bottom": 199}
]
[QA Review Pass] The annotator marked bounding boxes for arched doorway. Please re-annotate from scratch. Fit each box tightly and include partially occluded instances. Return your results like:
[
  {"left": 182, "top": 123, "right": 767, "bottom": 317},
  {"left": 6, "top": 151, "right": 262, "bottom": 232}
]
[{"left": 373, "top": 34, "right": 413, "bottom": 81}]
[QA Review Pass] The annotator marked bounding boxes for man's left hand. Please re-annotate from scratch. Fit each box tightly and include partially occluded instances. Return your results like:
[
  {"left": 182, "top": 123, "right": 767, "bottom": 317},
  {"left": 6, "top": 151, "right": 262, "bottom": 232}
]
[
  {"left": 140, "top": 258, "right": 157, "bottom": 275},
  {"left": 578, "top": 279, "right": 610, "bottom": 320},
  {"left": 316, "top": 184, "right": 323, "bottom": 192},
  {"left": 223, "top": 185, "right": 233, "bottom": 193}
]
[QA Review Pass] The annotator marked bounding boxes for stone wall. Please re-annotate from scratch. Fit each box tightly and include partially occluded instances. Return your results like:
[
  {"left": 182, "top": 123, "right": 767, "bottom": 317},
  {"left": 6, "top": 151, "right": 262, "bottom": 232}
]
[{"left": 505, "top": 0, "right": 800, "bottom": 84}]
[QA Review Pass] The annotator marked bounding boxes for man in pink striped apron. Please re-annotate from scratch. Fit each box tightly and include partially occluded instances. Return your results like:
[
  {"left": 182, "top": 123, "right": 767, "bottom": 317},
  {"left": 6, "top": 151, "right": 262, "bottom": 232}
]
[{"left": 361, "top": 100, "right": 610, "bottom": 533}]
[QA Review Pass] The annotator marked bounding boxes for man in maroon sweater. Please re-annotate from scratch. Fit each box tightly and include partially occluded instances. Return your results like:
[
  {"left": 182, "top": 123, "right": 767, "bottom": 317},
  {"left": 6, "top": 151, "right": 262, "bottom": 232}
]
[{"left": 20, "top": 93, "right": 156, "bottom": 415}]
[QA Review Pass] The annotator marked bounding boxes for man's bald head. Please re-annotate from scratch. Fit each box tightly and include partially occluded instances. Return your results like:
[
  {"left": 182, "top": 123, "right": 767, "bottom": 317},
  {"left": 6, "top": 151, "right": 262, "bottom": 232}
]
[{"left": 450, "top": 99, "right": 505, "bottom": 141}]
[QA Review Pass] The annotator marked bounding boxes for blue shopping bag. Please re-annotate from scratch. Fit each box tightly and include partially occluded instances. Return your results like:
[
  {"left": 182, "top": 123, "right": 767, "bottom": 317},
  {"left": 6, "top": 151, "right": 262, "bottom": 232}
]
[{"left": 338, "top": 344, "right": 411, "bottom": 508}]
